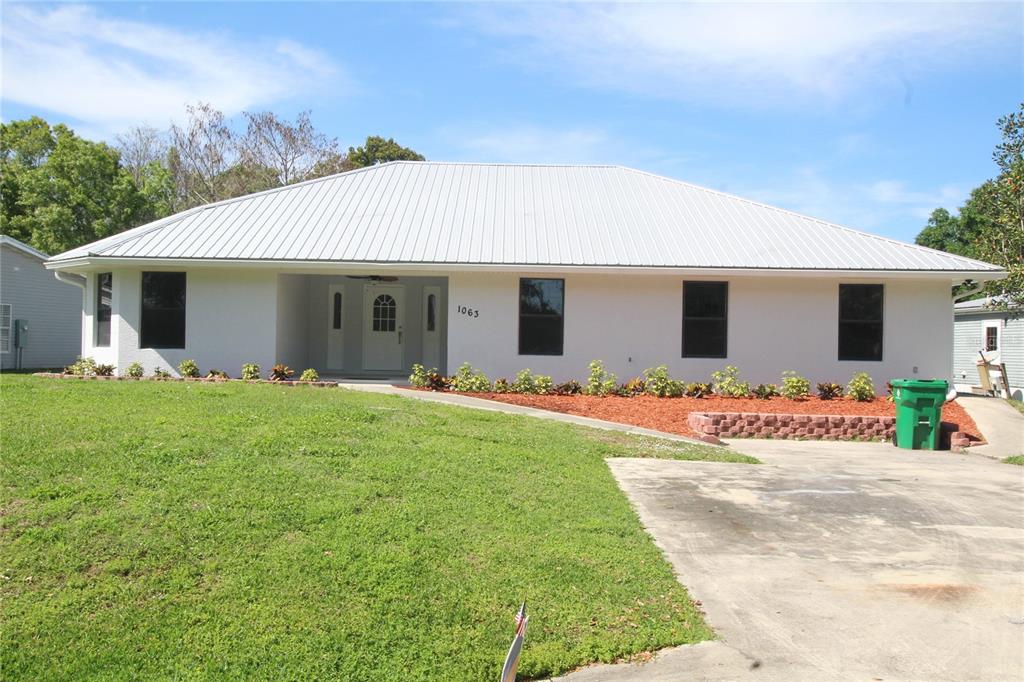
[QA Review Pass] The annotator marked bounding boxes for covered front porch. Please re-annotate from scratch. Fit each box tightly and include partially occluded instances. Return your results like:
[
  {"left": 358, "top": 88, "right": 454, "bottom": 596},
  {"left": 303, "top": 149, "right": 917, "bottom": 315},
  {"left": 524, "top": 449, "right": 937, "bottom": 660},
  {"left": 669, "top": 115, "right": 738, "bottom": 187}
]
[{"left": 275, "top": 273, "right": 448, "bottom": 379}]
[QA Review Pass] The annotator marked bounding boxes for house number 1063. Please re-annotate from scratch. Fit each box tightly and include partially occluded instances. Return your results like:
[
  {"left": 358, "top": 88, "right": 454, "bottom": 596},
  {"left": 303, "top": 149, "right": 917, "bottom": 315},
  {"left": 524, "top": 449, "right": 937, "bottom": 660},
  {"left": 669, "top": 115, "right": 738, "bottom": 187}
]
[{"left": 457, "top": 305, "right": 480, "bottom": 318}]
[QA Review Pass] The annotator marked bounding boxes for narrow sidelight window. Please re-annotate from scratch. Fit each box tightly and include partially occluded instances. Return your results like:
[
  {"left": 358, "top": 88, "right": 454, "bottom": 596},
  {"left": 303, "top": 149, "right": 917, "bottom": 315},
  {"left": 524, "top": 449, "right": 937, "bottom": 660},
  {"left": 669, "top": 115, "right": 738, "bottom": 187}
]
[
  {"left": 141, "top": 272, "right": 186, "bottom": 348},
  {"left": 96, "top": 272, "right": 112, "bottom": 347},
  {"left": 985, "top": 326, "right": 998, "bottom": 352},
  {"left": 426, "top": 293, "right": 437, "bottom": 332},
  {"left": 519, "top": 278, "right": 564, "bottom": 355},
  {"left": 0, "top": 304, "right": 11, "bottom": 353},
  {"left": 838, "top": 284, "right": 883, "bottom": 361},
  {"left": 333, "top": 292, "right": 343, "bottom": 330},
  {"left": 682, "top": 281, "right": 727, "bottom": 358}
]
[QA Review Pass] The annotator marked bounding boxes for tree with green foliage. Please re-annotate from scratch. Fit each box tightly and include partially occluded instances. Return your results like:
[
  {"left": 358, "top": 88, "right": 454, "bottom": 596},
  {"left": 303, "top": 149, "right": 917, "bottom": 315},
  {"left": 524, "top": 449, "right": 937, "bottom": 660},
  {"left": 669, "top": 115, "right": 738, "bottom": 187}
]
[
  {"left": 1, "top": 118, "right": 154, "bottom": 254},
  {"left": 346, "top": 135, "right": 425, "bottom": 168},
  {"left": 916, "top": 103, "right": 1023, "bottom": 308}
]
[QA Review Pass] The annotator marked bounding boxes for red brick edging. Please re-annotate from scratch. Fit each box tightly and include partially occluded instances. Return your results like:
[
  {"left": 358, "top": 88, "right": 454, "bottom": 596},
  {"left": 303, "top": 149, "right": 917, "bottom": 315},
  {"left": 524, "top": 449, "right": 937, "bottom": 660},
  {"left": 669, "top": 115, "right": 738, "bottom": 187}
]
[{"left": 687, "top": 411, "right": 973, "bottom": 450}]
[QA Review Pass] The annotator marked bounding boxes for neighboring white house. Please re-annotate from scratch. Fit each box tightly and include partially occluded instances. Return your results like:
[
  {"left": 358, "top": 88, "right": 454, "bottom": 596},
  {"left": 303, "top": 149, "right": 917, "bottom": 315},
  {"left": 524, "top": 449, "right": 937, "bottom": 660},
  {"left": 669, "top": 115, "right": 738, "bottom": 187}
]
[
  {"left": 1, "top": 236, "right": 83, "bottom": 370},
  {"left": 44, "top": 162, "right": 1005, "bottom": 383},
  {"left": 953, "top": 295, "right": 1022, "bottom": 400}
]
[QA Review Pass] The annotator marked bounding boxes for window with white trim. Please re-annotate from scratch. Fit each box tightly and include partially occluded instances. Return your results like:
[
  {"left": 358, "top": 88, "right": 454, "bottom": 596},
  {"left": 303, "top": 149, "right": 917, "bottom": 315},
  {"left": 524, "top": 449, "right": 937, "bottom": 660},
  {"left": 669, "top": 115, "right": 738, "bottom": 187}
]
[{"left": 0, "top": 304, "right": 11, "bottom": 353}]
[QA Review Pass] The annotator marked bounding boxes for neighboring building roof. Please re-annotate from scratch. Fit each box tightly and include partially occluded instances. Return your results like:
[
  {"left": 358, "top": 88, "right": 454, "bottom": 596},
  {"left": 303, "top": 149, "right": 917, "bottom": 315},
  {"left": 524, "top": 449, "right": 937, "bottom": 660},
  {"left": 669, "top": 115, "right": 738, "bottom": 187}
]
[
  {"left": 48, "top": 162, "right": 1002, "bottom": 274},
  {"left": 955, "top": 294, "right": 1019, "bottom": 312},
  {"left": 1, "top": 235, "right": 50, "bottom": 261}
]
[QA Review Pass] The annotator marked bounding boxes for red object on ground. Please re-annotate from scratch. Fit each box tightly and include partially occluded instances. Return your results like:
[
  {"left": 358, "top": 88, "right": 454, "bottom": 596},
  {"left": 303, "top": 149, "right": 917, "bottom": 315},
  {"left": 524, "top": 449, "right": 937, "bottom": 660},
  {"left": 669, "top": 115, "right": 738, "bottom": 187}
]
[{"left": 470, "top": 393, "right": 984, "bottom": 444}]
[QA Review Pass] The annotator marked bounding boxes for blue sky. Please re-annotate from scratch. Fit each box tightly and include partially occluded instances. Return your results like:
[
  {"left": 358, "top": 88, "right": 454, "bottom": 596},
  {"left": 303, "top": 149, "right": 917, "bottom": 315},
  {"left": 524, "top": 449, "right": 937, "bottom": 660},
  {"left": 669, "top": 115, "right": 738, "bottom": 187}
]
[{"left": 2, "top": 2, "right": 1021, "bottom": 243}]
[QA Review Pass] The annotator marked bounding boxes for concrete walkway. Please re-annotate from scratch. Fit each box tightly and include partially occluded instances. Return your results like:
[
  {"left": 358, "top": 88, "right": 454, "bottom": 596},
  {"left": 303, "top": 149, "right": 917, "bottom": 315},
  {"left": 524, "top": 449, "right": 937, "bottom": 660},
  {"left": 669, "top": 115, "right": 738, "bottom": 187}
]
[
  {"left": 337, "top": 383, "right": 710, "bottom": 445},
  {"left": 956, "top": 395, "right": 1024, "bottom": 458}
]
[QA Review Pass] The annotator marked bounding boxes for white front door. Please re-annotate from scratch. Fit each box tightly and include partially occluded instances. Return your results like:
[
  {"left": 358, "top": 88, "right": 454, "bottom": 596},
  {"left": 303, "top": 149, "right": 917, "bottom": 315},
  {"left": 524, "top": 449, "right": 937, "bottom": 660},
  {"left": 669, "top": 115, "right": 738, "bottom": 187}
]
[
  {"left": 363, "top": 284, "right": 405, "bottom": 371},
  {"left": 327, "top": 284, "right": 345, "bottom": 370},
  {"left": 422, "top": 286, "right": 441, "bottom": 370}
]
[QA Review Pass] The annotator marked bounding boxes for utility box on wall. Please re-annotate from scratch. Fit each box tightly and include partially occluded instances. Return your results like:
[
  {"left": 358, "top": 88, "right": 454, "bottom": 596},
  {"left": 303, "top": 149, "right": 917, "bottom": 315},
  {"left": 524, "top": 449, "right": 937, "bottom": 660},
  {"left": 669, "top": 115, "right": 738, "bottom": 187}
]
[{"left": 14, "top": 319, "right": 28, "bottom": 348}]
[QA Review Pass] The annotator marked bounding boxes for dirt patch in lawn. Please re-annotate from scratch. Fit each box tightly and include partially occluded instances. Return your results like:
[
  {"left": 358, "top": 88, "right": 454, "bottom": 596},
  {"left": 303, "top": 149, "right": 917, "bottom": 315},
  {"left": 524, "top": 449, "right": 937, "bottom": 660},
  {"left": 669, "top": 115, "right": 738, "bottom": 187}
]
[{"left": 468, "top": 393, "right": 984, "bottom": 443}]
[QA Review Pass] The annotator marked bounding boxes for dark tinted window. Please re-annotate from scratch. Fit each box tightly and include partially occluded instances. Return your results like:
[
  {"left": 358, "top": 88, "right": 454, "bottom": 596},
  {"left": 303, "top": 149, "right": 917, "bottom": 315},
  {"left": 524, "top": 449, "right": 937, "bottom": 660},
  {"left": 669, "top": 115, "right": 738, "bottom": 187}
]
[
  {"left": 333, "top": 292, "right": 342, "bottom": 330},
  {"left": 141, "top": 272, "right": 186, "bottom": 348},
  {"left": 96, "top": 272, "right": 112, "bottom": 347},
  {"left": 985, "top": 326, "right": 998, "bottom": 352},
  {"left": 426, "top": 294, "right": 436, "bottom": 332},
  {"left": 838, "top": 284, "right": 883, "bottom": 361},
  {"left": 519, "top": 278, "right": 564, "bottom": 355},
  {"left": 682, "top": 281, "right": 727, "bottom": 358}
]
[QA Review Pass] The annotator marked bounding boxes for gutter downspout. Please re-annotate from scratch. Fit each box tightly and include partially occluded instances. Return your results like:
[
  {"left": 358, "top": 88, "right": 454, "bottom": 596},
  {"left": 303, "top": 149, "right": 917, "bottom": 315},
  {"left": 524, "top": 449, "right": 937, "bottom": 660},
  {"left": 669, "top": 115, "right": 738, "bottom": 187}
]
[
  {"left": 953, "top": 280, "right": 985, "bottom": 303},
  {"left": 53, "top": 270, "right": 86, "bottom": 289}
]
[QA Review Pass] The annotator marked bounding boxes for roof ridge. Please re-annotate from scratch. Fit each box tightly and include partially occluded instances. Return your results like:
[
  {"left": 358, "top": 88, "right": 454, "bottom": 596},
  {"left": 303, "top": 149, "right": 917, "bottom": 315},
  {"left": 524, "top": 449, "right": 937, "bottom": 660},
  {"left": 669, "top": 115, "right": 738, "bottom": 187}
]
[
  {"left": 615, "top": 166, "right": 999, "bottom": 271},
  {"left": 0, "top": 235, "right": 49, "bottom": 260}
]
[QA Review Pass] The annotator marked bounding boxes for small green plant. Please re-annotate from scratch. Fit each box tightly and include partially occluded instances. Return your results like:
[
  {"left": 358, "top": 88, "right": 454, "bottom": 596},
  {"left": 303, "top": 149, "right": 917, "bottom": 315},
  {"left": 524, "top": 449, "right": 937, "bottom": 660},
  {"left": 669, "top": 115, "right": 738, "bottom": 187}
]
[
  {"left": 178, "top": 359, "right": 200, "bottom": 378},
  {"left": 64, "top": 356, "right": 97, "bottom": 376},
  {"left": 846, "top": 372, "right": 876, "bottom": 402},
  {"left": 94, "top": 364, "right": 115, "bottom": 377},
  {"left": 241, "top": 363, "right": 261, "bottom": 381},
  {"left": 586, "top": 360, "right": 618, "bottom": 396},
  {"left": 491, "top": 378, "right": 511, "bottom": 393},
  {"left": 125, "top": 361, "right": 144, "bottom": 378},
  {"left": 206, "top": 369, "right": 229, "bottom": 379},
  {"left": 779, "top": 370, "right": 810, "bottom": 400},
  {"left": 816, "top": 382, "right": 843, "bottom": 400},
  {"left": 409, "top": 364, "right": 434, "bottom": 388},
  {"left": 269, "top": 364, "right": 294, "bottom": 381},
  {"left": 512, "top": 369, "right": 552, "bottom": 394},
  {"left": 752, "top": 383, "right": 779, "bottom": 400},
  {"left": 554, "top": 379, "right": 582, "bottom": 395},
  {"left": 643, "top": 365, "right": 675, "bottom": 397},
  {"left": 299, "top": 368, "right": 319, "bottom": 382},
  {"left": 684, "top": 382, "right": 712, "bottom": 398},
  {"left": 710, "top": 365, "right": 750, "bottom": 398},
  {"left": 449, "top": 363, "right": 491, "bottom": 392},
  {"left": 152, "top": 366, "right": 172, "bottom": 379}
]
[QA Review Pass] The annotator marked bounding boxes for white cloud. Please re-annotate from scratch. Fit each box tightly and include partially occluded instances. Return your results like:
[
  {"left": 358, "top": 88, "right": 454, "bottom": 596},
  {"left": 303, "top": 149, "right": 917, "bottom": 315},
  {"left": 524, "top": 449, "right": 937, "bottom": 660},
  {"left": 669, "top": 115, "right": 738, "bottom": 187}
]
[
  {"left": 459, "top": 2, "right": 1019, "bottom": 106},
  {"left": 1, "top": 4, "right": 344, "bottom": 133},
  {"left": 443, "top": 125, "right": 610, "bottom": 164}
]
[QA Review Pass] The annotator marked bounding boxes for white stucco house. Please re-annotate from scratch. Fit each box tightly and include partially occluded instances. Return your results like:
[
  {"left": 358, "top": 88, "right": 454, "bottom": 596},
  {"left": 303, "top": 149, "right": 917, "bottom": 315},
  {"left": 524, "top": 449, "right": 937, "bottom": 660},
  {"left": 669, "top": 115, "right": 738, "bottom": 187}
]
[
  {"left": 1, "top": 236, "right": 83, "bottom": 370},
  {"left": 45, "top": 162, "right": 1005, "bottom": 383},
  {"left": 953, "top": 295, "right": 1022, "bottom": 399}
]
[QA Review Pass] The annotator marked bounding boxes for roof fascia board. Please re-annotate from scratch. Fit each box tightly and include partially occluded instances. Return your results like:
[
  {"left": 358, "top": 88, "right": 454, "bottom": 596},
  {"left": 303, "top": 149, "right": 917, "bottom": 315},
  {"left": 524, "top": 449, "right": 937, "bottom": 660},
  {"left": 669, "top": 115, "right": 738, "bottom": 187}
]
[{"left": 45, "top": 256, "right": 1007, "bottom": 281}]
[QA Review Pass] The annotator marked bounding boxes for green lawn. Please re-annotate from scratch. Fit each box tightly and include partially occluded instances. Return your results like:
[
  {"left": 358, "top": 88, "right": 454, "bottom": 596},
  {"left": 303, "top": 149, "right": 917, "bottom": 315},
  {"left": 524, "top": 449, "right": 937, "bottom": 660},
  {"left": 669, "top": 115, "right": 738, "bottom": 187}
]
[
  {"left": 0, "top": 375, "right": 746, "bottom": 680},
  {"left": 1003, "top": 455, "right": 1024, "bottom": 466},
  {"left": 1008, "top": 399, "right": 1024, "bottom": 417}
]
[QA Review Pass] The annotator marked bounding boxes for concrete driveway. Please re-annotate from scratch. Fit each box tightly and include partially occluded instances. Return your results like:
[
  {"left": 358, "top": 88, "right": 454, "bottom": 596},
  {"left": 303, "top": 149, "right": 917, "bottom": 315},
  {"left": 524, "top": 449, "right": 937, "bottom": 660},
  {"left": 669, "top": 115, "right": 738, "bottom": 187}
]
[{"left": 559, "top": 441, "right": 1024, "bottom": 681}]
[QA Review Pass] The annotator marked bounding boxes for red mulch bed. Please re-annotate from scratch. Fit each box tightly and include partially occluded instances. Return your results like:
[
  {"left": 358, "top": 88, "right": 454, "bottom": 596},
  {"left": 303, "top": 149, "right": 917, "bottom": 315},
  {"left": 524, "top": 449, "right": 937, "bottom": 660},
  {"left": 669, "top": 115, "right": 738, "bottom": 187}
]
[{"left": 463, "top": 393, "right": 984, "bottom": 444}]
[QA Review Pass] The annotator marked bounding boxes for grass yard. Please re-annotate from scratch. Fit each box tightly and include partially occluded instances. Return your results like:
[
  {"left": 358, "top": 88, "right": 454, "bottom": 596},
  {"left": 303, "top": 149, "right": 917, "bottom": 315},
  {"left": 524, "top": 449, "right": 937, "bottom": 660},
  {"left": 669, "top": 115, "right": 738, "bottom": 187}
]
[
  {"left": 1003, "top": 455, "right": 1024, "bottom": 466},
  {"left": 1008, "top": 398, "right": 1024, "bottom": 417},
  {"left": 0, "top": 375, "right": 748, "bottom": 681}
]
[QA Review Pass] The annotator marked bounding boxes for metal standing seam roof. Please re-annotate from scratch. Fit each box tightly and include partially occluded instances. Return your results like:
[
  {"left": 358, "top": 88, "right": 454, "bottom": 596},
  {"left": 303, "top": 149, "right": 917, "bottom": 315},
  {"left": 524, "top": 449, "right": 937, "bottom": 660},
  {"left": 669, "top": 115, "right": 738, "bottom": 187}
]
[{"left": 48, "top": 161, "right": 1002, "bottom": 273}]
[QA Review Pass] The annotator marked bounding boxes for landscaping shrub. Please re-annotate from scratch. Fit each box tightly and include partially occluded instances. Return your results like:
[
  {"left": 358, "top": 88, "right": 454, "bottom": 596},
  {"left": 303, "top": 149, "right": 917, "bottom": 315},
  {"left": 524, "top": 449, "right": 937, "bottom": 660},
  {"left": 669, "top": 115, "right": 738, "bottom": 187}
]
[
  {"left": 241, "top": 363, "right": 261, "bottom": 381},
  {"left": 554, "top": 379, "right": 582, "bottom": 395},
  {"left": 450, "top": 363, "right": 491, "bottom": 392},
  {"left": 684, "top": 382, "right": 712, "bottom": 398},
  {"left": 512, "top": 369, "right": 554, "bottom": 395},
  {"left": 269, "top": 364, "right": 295, "bottom": 381},
  {"left": 779, "top": 370, "right": 810, "bottom": 400},
  {"left": 846, "top": 372, "right": 876, "bottom": 402},
  {"left": 178, "top": 359, "right": 200, "bottom": 378},
  {"left": 711, "top": 365, "right": 750, "bottom": 397},
  {"left": 623, "top": 377, "right": 646, "bottom": 396},
  {"left": 206, "top": 369, "right": 229, "bottom": 379},
  {"left": 492, "top": 378, "right": 512, "bottom": 394},
  {"left": 299, "top": 369, "right": 319, "bottom": 382},
  {"left": 425, "top": 371, "right": 450, "bottom": 391},
  {"left": 409, "top": 364, "right": 433, "bottom": 388},
  {"left": 125, "top": 362, "right": 144, "bottom": 378},
  {"left": 586, "top": 360, "right": 617, "bottom": 396},
  {"left": 816, "top": 382, "right": 843, "bottom": 400},
  {"left": 64, "top": 356, "right": 97, "bottom": 376},
  {"left": 885, "top": 381, "right": 894, "bottom": 402},
  {"left": 152, "top": 367, "right": 172, "bottom": 379},
  {"left": 94, "top": 364, "right": 116, "bottom": 377},
  {"left": 643, "top": 365, "right": 674, "bottom": 397},
  {"left": 752, "top": 383, "right": 779, "bottom": 400}
]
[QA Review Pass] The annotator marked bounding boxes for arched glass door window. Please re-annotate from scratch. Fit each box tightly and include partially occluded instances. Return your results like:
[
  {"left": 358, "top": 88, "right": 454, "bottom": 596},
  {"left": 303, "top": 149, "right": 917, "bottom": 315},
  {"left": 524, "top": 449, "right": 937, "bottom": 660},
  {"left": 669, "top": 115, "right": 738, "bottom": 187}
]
[
  {"left": 372, "top": 294, "right": 396, "bottom": 332},
  {"left": 426, "top": 293, "right": 437, "bottom": 332},
  {"left": 333, "top": 292, "right": 343, "bottom": 330}
]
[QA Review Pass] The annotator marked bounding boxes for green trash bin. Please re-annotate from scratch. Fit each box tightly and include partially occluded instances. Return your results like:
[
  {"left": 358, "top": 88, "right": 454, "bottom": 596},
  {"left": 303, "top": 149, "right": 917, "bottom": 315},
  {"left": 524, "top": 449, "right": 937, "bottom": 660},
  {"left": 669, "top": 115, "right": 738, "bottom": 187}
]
[{"left": 891, "top": 379, "right": 949, "bottom": 450}]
